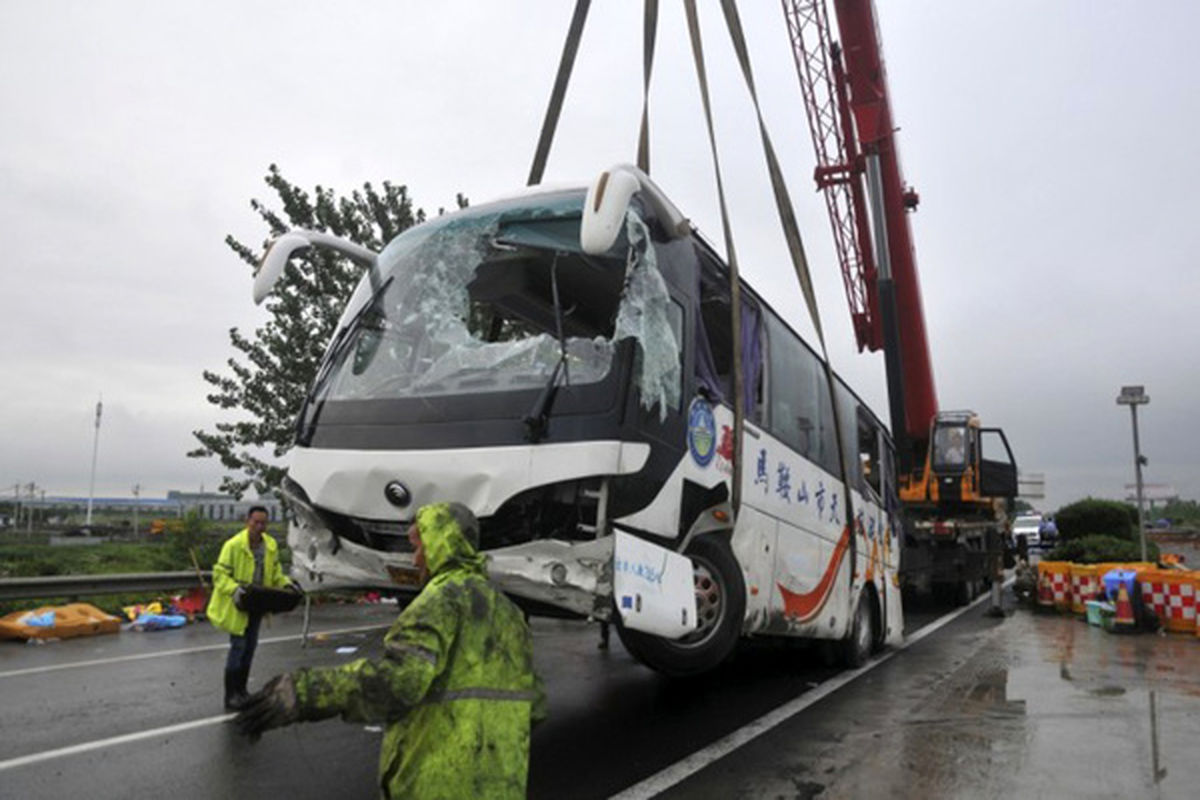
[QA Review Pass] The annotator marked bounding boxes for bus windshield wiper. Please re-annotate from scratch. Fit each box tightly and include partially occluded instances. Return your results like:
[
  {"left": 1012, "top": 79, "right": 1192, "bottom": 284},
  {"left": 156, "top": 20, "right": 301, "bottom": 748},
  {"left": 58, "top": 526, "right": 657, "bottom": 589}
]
[
  {"left": 297, "top": 275, "right": 394, "bottom": 444},
  {"left": 523, "top": 255, "right": 570, "bottom": 443}
]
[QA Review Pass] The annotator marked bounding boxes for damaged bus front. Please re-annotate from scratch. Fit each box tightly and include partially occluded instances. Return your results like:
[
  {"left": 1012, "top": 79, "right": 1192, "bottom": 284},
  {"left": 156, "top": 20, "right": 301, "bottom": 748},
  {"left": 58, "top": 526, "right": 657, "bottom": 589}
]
[{"left": 266, "top": 169, "right": 694, "bottom": 614}]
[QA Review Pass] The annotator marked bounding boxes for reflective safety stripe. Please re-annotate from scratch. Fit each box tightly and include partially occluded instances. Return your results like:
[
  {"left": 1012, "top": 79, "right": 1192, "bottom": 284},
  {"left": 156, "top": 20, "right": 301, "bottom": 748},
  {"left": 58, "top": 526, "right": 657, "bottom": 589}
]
[
  {"left": 384, "top": 642, "right": 439, "bottom": 665},
  {"left": 437, "top": 687, "right": 538, "bottom": 703}
]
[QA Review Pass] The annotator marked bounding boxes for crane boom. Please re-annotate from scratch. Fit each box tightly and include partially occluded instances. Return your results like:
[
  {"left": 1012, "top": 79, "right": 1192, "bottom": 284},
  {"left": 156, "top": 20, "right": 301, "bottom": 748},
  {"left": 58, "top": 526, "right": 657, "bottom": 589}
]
[{"left": 782, "top": 0, "right": 936, "bottom": 444}]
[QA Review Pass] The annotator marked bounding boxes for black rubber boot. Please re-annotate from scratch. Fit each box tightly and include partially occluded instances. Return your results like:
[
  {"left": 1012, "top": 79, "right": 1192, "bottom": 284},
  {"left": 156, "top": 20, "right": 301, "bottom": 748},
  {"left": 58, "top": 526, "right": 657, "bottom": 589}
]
[
  {"left": 236, "top": 666, "right": 251, "bottom": 699},
  {"left": 224, "top": 670, "right": 248, "bottom": 711}
]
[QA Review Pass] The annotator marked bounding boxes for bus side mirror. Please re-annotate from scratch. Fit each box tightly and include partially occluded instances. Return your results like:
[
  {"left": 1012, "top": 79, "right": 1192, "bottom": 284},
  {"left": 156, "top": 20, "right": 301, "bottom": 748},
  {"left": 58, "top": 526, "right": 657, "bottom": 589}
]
[
  {"left": 254, "top": 232, "right": 314, "bottom": 304},
  {"left": 580, "top": 164, "right": 690, "bottom": 255},
  {"left": 581, "top": 168, "right": 641, "bottom": 255}
]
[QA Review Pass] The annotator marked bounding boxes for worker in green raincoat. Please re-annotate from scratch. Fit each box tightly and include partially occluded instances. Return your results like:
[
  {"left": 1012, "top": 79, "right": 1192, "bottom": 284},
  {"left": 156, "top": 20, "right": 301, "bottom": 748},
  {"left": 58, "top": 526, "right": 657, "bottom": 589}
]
[{"left": 237, "top": 501, "right": 545, "bottom": 799}]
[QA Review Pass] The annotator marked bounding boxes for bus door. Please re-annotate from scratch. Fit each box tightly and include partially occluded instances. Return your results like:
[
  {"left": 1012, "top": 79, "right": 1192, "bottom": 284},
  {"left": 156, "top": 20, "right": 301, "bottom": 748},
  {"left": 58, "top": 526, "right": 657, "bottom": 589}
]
[{"left": 855, "top": 408, "right": 888, "bottom": 582}]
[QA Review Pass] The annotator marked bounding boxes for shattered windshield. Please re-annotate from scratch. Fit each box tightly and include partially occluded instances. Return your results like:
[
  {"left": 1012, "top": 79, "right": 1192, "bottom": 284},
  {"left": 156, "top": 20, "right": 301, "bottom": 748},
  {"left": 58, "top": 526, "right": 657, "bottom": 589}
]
[{"left": 315, "top": 190, "right": 682, "bottom": 419}]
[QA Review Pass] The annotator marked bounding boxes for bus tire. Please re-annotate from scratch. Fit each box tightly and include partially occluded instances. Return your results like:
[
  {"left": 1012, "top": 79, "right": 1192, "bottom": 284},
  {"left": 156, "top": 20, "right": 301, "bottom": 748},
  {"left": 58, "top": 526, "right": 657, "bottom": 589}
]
[
  {"left": 838, "top": 590, "right": 875, "bottom": 669},
  {"left": 615, "top": 536, "right": 745, "bottom": 677}
]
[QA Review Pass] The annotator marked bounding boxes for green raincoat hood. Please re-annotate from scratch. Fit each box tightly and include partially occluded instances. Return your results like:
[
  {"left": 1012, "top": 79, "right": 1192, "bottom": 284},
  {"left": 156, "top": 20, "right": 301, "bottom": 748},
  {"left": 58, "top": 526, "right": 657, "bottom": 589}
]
[{"left": 415, "top": 502, "right": 487, "bottom": 577}]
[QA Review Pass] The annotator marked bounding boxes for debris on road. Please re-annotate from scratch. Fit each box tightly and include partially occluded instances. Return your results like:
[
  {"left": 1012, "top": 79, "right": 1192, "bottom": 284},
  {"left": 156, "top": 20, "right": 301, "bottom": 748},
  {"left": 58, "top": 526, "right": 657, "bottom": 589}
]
[
  {"left": 128, "top": 612, "right": 188, "bottom": 631},
  {"left": 0, "top": 602, "right": 121, "bottom": 640}
]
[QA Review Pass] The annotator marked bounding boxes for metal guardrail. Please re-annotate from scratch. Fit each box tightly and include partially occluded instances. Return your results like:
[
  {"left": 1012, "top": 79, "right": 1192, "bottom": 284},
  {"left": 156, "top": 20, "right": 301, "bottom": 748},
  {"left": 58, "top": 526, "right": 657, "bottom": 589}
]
[{"left": 0, "top": 571, "right": 211, "bottom": 602}]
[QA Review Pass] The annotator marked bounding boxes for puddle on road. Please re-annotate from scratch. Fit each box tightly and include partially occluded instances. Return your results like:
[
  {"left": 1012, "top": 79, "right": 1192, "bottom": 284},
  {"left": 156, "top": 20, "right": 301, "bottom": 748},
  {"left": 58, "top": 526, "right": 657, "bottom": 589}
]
[
  {"left": 873, "top": 611, "right": 1200, "bottom": 797},
  {"left": 1003, "top": 610, "right": 1200, "bottom": 795}
]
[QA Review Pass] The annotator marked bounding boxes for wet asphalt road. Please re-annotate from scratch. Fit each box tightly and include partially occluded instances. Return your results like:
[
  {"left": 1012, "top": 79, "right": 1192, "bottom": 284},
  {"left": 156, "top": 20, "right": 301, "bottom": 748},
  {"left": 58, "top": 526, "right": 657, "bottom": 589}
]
[
  {"left": 4, "top": 587, "right": 1194, "bottom": 799},
  {"left": 654, "top": 599, "right": 1200, "bottom": 800},
  {"left": 0, "top": 598, "right": 936, "bottom": 800}
]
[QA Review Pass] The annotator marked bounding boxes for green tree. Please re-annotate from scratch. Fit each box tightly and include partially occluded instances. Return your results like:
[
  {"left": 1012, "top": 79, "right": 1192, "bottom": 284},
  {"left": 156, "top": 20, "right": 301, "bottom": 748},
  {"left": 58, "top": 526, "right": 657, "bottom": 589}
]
[
  {"left": 1159, "top": 498, "right": 1200, "bottom": 529},
  {"left": 1011, "top": 498, "right": 1035, "bottom": 515},
  {"left": 1054, "top": 497, "right": 1138, "bottom": 542},
  {"left": 190, "top": 165, "right": 455, "bottom": 498},
  {"left": 1046, "top": 534, "right": 1159, "bottom": 564}
]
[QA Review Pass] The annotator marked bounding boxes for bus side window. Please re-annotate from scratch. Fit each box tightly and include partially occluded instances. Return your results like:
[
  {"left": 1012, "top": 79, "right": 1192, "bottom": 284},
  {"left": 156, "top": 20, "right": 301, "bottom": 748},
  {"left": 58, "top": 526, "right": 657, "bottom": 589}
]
[
  {"left": 667, "top": 298, "right": 685, "bottom": 412},
  {"left": 696, "top": 255, "right": 764, "bottom": 422},
  {"left": 857, "top": 414, "right": 881, "bottom": 497},
  {"left": 764, "top": 313, "right": 837, "bottom": 472}
]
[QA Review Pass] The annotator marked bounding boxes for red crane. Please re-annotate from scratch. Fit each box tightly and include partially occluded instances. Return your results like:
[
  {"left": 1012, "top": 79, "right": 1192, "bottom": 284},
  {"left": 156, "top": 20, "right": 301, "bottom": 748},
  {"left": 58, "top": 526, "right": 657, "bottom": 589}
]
[{"left": 782, "top": 0, "right": 1018, "bottom": 600}]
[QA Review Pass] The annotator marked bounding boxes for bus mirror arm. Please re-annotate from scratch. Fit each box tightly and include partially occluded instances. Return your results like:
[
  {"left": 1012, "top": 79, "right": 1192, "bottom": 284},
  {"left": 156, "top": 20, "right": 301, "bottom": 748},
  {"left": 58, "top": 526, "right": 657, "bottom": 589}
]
[{"left": 253, "top": 229, "right": 379, "bottom": 305}]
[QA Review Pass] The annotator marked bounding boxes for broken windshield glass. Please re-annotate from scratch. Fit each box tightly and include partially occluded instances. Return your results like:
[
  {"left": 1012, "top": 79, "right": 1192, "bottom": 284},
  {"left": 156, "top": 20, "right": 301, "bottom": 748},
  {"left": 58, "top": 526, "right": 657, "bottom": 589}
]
[
  {"left": 314, "top": 191, "right": 682, "bottom": 420},
  {"left": 615, "top": 209, "right": 681, "bottom": 419}
]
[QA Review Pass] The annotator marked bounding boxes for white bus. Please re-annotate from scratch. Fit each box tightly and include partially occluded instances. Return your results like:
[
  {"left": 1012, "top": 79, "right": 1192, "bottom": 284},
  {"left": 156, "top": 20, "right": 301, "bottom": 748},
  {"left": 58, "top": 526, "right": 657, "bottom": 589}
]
[{"left": 257, "top": 165, "right": 903, "bottom": 675}]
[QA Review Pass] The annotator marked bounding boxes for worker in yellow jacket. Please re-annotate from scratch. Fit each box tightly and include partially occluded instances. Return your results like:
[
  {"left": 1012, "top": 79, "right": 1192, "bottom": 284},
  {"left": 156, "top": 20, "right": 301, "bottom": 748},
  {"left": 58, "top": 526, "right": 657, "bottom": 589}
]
[
  {"left": 237, "top": 502, "right": 545, "bottom": 799},
  {"left": 207, "top": 505, "right": 291, "bottom": 710}
]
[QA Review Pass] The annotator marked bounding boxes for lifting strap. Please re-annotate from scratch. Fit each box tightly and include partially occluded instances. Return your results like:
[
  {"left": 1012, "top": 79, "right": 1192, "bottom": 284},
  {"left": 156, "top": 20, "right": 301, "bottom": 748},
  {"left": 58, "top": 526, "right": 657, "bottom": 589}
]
[
  {"left": 715, "top": 0, "right": 858, "bottom": 576},
  {"left": 683, "top": 0, "right": 745, "bottom": 513},
  {"left": 527, "top": 0, "right": 592, "bottom": 186},
  {"left": 637, "top": 0, "right": 659, "bottom": 174}
]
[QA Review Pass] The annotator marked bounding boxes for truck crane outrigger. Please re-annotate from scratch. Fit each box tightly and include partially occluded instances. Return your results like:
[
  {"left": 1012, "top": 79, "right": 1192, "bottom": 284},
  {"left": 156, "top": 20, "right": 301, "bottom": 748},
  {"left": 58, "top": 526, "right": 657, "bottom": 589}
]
[{"left": 782, "top": 0, "right": 1018, "bottom": 601}]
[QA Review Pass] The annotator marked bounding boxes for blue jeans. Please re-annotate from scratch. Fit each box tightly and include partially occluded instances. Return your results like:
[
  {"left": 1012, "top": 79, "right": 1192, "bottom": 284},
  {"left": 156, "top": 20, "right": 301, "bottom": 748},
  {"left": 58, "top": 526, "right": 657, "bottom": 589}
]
[{"left": 225, "top": 611, "right": 263, "bottom": 675}]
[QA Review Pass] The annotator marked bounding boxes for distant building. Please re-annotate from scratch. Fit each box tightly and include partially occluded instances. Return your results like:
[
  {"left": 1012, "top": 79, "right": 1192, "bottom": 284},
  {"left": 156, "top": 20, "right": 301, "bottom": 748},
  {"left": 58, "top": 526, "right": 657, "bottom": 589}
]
[
  {"left": 166, "top": 490, "right": 283, "bottom": 522},
  {"left": 28, "top": 491, "right": 283, "bottom": 523}
]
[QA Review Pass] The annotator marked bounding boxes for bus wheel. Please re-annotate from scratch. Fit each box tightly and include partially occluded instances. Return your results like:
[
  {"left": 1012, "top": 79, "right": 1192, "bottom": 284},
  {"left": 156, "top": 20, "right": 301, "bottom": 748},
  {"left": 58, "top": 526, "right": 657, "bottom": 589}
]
[
  {"left": 838, "top": 591, "right": 875, "bottom": 669},
  {"left": 616, "top": 536, "right": 745, "bottom": 677},
  {"left": 955, "top": 578, "right": 978, "bottom": 606}
]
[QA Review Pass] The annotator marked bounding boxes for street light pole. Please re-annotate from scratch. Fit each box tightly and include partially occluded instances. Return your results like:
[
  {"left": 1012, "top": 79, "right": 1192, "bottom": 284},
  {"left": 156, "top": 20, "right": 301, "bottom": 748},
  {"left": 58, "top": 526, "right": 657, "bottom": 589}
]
[
  {"left": 132, "top": 483, "right": 140, "bottom": 538},
  {"left": 1116, "top": 386, "right": 1150, "bottom": 562},
  {"left": 26, "top": 482, "right": 36, "bottom": 534},
  {"left": 86, "top": 397, "right": 103, "bottom": 526}
]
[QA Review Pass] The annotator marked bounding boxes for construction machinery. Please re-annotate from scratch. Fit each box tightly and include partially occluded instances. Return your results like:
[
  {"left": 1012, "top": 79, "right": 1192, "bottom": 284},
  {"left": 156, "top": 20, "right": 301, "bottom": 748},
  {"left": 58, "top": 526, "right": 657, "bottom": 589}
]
[{"left": 782, "top": 0, "right": 1018, "bottom": 600}]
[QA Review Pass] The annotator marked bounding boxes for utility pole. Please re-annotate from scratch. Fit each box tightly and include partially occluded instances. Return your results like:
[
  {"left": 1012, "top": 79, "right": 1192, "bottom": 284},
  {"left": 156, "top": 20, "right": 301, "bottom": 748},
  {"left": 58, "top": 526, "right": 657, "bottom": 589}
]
[
  {"left": 86, "top": 397, "right": 103, "bottom": 526},
  {"left": 1116, "top": 386, "right": 1150, "bottom": 562},
  {"left": 132, "top": 483, "right": 141, "bottom": 538},
  {"left": 26, "top": 482, "right": 37, "bottom": 534}
]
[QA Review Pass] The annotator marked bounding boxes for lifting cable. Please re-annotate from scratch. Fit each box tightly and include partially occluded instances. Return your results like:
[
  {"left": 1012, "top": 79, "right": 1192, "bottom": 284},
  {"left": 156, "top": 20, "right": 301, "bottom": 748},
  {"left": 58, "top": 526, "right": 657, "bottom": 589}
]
[
  {"left": 526, "top": 1, "right": 857, "bottom": 577},
  {"left": 683, "top": 0, "right": 745, "bottom": 514},
  {"left": 637, "top": 0, "right": 660, "bottom": 174},
  {"left": 712, "top": 0, "right": 858, "bottom": 577},
  {"left": 527, "top": 0, "right": 592, "bottom": 186}
]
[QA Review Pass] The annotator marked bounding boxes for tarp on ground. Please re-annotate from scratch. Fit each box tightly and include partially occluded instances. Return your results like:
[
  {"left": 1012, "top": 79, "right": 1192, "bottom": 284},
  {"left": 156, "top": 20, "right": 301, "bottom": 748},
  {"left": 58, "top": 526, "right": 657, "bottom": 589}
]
[{"left": 0, "top": 602, "right": 122, "bottom": 640}]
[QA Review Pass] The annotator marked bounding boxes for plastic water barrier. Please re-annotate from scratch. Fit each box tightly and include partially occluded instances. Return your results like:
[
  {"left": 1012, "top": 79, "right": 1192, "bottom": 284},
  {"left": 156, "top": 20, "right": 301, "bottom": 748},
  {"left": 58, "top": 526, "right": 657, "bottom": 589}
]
[
  {"left": 1038, "top": 562, "right": 1200, "bottom": 636},
  {"left": 1069, "top": 564, "right": 1103, "bottom": 614},
  {"left": 1037, "top": 562, "right": 1072, "bottom": 610},
  {"left": 1139, "top": 569, "right": 1199, "bottom": 634}
]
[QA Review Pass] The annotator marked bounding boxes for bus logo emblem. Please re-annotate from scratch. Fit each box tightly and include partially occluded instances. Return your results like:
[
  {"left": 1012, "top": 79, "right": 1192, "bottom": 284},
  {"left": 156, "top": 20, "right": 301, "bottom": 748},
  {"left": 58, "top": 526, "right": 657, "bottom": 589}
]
[{"left": 688, "top": 397, "right": 717, "bottom": 467}]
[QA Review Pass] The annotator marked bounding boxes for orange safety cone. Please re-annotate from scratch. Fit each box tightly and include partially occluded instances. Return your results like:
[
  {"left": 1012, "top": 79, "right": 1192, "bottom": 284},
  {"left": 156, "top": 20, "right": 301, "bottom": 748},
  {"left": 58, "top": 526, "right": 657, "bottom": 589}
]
[{"left": 1113, "top": 583, "right": 1136, "bottom": 631}]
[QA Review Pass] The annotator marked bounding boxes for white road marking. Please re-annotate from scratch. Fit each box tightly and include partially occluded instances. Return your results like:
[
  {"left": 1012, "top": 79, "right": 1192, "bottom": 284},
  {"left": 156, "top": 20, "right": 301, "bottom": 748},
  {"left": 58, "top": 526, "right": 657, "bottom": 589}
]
[
  {"left": 0, "top": 621, "right": 394, "bottom": 773},
  {"left": 0, "top": 714, "right": 237, "bottom": 772},
  {"left": 0, "top": 623, "right": 389, "bottom": 680},
  {"left": 610, "top": 585, "right": 1007, "bottom": 800}
]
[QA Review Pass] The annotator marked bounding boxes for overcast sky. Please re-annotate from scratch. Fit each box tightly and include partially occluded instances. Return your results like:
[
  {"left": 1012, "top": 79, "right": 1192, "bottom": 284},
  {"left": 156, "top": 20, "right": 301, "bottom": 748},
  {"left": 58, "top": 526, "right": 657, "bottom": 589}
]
[{"left": 2, "top": 1, "right": 1196, "bottom": 512}]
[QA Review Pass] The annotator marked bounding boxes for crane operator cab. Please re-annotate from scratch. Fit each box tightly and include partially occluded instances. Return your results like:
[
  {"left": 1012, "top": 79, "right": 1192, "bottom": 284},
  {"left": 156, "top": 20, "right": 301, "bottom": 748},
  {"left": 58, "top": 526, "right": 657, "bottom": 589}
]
[{"left": 924, "top": 411, "right": 1017, "bottom": 508}]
